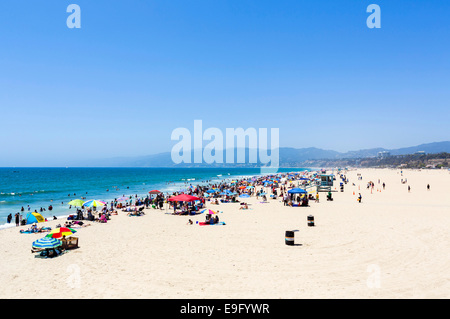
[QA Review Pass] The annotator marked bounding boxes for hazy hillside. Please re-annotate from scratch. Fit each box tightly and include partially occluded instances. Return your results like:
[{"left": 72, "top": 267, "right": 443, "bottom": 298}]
[{"left": 74, "top": 141, "right": 450, "bottom": 167}]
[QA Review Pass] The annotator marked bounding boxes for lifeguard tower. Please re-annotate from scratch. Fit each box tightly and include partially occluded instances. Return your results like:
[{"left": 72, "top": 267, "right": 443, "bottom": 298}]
[{"left": 317, "top": 174, "right": 334, "bottom": 192}]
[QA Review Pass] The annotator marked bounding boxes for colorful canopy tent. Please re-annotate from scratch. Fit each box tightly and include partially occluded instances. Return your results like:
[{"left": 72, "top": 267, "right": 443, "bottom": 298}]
[
  {"left": 288, "top": 188, "right": 307, "bottom": 194},
  {"left": 26, "top": 212, "right": 45, "bottom": 225},
  {"left": 168, "top": 194, "right": 201, "bottom": 202}
]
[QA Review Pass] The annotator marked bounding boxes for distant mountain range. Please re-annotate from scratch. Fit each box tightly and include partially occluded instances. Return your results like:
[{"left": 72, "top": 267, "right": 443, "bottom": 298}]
[{"left": 78, "top": 141, "right": 450, "bottom": 167}]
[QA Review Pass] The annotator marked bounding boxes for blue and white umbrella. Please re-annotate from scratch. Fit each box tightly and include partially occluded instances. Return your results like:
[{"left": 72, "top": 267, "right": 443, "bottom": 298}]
[
  {"left": 239, "top": 194, "right": 250, "bottom": 198},
  {"left": 32, "top": 237, "right": 62, "bottom": 249}
]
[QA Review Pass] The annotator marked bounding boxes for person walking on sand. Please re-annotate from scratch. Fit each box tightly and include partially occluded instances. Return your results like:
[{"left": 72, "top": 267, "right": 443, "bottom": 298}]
[
  {"left": 408, "top": 185, "right": 411, "bottom": 192},
  {"left": 427, "top": 184, "right": 430, "bottom": 191},
  {"left": 358, "top": 193, "right": 362, "bottom": 203}
]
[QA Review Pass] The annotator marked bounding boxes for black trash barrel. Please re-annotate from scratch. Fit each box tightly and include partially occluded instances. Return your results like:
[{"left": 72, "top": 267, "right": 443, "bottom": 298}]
[
  {"left": 285, "top": 231, "right": 294, "bottom": 245},
  {"left": 307, "top": 215, "right": 315, "bottom": 227}
]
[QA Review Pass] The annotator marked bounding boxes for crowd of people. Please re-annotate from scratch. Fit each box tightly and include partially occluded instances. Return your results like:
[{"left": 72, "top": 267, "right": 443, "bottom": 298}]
[{"left": 8, "top": 170, "right": 355, "bottom": 230}]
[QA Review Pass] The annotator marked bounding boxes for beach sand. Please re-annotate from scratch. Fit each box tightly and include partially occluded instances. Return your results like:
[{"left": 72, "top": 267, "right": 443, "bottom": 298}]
[{"left": 0, "top": 168, "right": 449, "bottom": 299}]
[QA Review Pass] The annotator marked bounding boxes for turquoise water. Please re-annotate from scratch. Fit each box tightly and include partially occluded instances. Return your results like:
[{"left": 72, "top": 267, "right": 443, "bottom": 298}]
[{"left": 0, "top": 167, "right": 306, "bottom": 229}]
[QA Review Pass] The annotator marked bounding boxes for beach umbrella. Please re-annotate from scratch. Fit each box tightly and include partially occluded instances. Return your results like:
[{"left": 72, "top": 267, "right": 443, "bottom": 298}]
[
  {"left": 200, "top": 209, "right": 219, "bottom": 215},
  {"left": 206, "top": 189, "right": 216, "bottom": 193},
  {"left": 116, "top": 196, "right": 129, "bottom": 202},
  {"left": 46, "top": 227, "right": 77, "bottom": 239},
  {"left": 246, "top": 186, "right": 254, "bottom": 189},
  {"left": 148, "top": 190, "right": 161, "bottom": 194},
  {"left": 26, "top": 212, "right": 45, "bottom": 225},
  {"left": 32, "top": 237, "right": 62, "bottom": 249},
  {"left": 259, "top": 192, "right": 267, "bottom": 196},
  {"left": 83, "top": 200, "right": 106, "bottom": 207},
  {"left": 239, "top": 194, "right": 250, "bottom": 198},
  {"left": 68, "top": 199, "right": 85, "bottom": 207}
]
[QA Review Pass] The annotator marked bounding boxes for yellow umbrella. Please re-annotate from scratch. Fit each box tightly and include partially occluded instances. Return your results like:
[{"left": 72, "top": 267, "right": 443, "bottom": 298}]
[{"left": 68, "top": 199, "right": 85, "bottom": 207}]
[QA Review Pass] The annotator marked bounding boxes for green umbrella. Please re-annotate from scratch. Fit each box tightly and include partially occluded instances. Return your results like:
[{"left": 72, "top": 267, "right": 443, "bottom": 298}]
[{"left": 68, "top": 199, "right": 85, "bottom": 207}]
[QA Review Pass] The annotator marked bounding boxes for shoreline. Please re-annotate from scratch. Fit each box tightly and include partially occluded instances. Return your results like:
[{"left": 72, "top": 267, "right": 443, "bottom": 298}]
[{"left": 0, "top": 167, "right": 309, "bottom": 230}]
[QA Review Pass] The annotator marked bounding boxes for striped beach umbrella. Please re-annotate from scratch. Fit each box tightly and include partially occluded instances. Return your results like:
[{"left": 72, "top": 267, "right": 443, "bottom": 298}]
[
  {"left": 46, "top": 227, "right": 77, "bottom": 239},
  {"left": 200, "top": 209, "right": 219, "bottom": 215},
  {"left": 32, "top": 237, "right": 62, "bottom": 249},
  {"left": 83, "top": 200, "right": 106, "bottom": 207}
]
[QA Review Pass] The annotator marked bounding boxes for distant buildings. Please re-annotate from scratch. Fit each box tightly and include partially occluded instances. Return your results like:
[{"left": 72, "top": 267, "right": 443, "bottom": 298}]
[{"left": 377, "top": 151, "right": 391, "bottom": 158}]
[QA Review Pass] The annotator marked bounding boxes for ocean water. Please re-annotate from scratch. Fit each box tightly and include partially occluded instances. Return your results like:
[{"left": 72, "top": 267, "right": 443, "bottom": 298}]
[{"left": 0, "top": 167, "right": 306, "bottom": 229}]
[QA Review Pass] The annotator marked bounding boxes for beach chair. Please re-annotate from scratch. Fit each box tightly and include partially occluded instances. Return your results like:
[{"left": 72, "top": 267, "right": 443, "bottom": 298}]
[
  {"left": 61, "top": 236, "right": 79, "bottom": 250},
  {"left": 66, "top": 237, "right": 79, "bottom": 249}
]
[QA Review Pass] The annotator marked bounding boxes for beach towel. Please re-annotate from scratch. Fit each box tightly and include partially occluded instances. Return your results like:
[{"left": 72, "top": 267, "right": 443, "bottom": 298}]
[{"left": 198, "top": 222, "right": 226, "bottom": 226}]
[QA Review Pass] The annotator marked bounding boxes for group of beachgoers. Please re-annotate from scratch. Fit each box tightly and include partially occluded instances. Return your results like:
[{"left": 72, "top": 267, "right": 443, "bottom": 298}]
[
  {"left": 162, "top": 170, "right": 339, "bottom": 220},
  {"left": 8, "top": 169, "right": 353, "bottom": 233}
]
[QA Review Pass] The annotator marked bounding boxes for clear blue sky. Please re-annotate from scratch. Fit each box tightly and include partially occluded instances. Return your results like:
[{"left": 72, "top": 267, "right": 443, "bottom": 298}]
[{"left": 0, "top": 0, "right": 449, "bottom": 166}]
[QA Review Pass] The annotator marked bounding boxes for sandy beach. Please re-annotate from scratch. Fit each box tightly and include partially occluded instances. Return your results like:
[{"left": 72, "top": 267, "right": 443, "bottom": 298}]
[{"left": 0, "top": 168, "right": 449, "bottom": 299}]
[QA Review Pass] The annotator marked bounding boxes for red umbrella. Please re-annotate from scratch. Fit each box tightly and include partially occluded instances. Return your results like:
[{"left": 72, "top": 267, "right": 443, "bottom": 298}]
[
  {"left": 148, "top": 190, "right": 161, "bottom": 194},
  {"left": 46, "top": 227, "right": 77, "bottom": 239},
  {"left": 168, "top": 194, "right": 201, "bottom": 202}
]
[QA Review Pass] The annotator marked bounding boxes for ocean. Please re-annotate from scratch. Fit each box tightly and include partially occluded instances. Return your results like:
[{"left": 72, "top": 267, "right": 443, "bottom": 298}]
[{"left": 0, "top": 167, "right": 307, "bottom": 229}]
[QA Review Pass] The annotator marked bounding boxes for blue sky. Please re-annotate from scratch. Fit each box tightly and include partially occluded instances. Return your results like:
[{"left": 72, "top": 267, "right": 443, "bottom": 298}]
[{"left": 0, "top": 0, "right": 449, "bottom": 166}]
